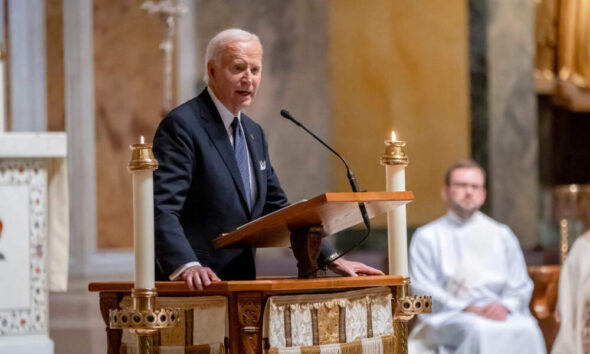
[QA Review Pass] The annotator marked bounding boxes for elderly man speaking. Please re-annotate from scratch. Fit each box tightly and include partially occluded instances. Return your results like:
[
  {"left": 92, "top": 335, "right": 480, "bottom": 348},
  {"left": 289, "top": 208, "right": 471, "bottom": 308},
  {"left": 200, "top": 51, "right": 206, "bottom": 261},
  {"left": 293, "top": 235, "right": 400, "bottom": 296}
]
[
  {"left": 152, "top": 29, "right": 382, "bottom": 291},
  {"left": 408, "top": 160, "right": 546, "bottom": 354}
]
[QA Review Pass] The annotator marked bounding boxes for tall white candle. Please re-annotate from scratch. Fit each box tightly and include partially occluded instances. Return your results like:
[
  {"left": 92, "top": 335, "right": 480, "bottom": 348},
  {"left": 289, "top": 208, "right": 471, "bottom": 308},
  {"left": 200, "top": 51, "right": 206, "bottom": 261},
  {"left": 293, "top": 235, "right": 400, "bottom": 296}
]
[
  {"left": 132, "top": 170, "right": 155, "bottom": 288},
  {"left": 129, "top": 136, "right": 158, "bottom": 289},
  {"left": 383, "top": 131, "right": 409, "bottom": 277}
]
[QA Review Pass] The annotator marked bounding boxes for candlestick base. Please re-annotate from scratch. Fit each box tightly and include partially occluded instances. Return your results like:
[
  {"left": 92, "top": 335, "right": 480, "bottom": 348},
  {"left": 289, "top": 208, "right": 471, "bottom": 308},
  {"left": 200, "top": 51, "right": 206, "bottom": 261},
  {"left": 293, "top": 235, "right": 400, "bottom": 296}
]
[
  {"left": 393, "top": 278, "right": 432, "bottom": 353},
  {"left": 109, "top": 288, "right": 180, "bottom": 353}
]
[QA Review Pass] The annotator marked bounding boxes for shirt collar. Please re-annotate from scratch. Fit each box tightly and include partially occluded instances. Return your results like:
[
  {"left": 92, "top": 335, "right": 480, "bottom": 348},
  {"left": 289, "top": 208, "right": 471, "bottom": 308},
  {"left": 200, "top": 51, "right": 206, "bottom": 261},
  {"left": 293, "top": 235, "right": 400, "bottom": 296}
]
[
  {"left": 207, "top": 86, "right": 241, "bottom": 131},
  {"left": 446, "top": 209, "right": 480, "bottom": 225}
]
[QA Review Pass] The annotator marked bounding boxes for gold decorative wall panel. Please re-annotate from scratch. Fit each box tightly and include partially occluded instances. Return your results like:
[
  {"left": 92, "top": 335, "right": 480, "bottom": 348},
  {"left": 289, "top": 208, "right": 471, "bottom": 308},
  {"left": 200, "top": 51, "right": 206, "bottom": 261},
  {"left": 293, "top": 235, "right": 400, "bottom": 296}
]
[{"left": 330, "top": 0, "right": 470, "bottom": 226}]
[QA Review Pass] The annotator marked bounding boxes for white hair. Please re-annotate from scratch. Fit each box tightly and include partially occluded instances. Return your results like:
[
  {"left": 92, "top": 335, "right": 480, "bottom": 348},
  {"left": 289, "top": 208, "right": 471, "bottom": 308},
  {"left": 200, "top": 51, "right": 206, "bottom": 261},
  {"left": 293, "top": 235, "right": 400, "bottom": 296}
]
[{"left": 203, "top": 28, "right": 261, "bottom": 83}]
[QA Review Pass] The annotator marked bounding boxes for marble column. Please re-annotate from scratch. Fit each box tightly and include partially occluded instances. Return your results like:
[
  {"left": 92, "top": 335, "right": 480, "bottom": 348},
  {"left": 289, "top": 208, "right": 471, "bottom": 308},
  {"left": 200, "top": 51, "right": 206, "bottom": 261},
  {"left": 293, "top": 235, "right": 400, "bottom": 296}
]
[
  {"left": 469, "top": 0, "right": 489, "bottom": 192},
  {"left": 62, "top": 0, "right": 103, "bottom": 275},
  {"left": 176, "top": 0, "right": 199, "bottom": 104},
  {"left": 8, "top": 0, "right": 47, "bottom": 132},
  {"left": 471, "top": 0, "right": 538, "bottom": 247}
]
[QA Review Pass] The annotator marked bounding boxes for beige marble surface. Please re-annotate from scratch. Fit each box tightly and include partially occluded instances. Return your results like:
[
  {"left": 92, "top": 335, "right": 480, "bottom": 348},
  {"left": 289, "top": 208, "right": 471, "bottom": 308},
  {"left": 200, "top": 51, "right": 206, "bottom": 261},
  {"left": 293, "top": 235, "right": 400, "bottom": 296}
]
[
  {"left": 330, "top": 0, "right": 470, "bottom": 226},
  {"left": 93, "top": 0, "right": 170, "bottom": 249}
]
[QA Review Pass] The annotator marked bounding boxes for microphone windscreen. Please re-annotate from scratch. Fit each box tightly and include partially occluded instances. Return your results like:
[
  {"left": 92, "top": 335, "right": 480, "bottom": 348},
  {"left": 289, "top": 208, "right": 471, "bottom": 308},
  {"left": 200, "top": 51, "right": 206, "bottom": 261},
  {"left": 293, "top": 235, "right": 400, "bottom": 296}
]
[{"left": 280, "top": 109, "right": 292, "bottom": 119}]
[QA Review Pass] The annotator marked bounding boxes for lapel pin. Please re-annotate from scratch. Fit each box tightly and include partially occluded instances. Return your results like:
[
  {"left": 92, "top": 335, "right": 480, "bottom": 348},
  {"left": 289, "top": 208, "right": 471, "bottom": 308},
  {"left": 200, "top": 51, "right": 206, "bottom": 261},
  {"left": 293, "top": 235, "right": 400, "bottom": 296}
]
[{"left": 259, "top": 160, "right": 267, "bottom": 171}]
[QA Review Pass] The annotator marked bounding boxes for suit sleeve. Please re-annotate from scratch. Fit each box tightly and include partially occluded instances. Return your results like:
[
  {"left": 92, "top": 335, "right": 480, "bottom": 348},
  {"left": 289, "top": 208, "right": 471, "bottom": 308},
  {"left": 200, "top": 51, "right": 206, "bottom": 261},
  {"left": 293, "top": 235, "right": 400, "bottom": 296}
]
[
  {"left": 153, "top": 115, "right": 199, "bottom": 278},
  {"left": 258, "top": 127, "right": 337, "bottom": 261}
]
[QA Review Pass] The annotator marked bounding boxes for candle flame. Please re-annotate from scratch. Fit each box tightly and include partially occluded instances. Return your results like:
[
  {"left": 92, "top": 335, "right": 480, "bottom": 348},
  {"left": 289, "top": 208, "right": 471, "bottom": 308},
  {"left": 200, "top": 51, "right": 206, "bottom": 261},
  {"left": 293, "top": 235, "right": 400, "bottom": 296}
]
[
  {"left": 391, "top": 130, "right": 397, "bottom": 142},
  {"left": 140, "top": 136, "right": 145, "bottom": 144}
]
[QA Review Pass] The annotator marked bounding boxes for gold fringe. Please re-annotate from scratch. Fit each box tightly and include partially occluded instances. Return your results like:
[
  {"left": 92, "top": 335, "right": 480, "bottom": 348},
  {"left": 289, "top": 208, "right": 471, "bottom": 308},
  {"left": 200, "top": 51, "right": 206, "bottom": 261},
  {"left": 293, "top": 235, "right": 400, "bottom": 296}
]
[
  {"left": 382, "top": 334, "right": 394, "bottom": 352},
  {"left": 300, "top": 346, "right": 322, "bottom": 354},
  {"left": 185, "top": 344, "right": 214, "bottom": 354},
  {"left": 341, "top": 340, "right": 363, "bottom": 354}
]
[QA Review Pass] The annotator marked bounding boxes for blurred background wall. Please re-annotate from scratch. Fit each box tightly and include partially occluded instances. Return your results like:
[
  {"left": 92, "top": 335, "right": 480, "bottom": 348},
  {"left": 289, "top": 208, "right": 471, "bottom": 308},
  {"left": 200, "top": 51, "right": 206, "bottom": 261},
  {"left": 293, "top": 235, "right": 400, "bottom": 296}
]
[{"left": 46, "top": 0, "right": 470, "bottom": 252}]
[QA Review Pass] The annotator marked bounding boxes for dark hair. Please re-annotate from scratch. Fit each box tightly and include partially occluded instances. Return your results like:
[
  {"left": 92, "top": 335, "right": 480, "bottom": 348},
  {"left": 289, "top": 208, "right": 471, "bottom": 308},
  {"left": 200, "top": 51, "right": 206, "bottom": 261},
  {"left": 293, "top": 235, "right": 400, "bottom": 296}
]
[{"left": 444, "top": 159, "right": 486, "bottom": 186}]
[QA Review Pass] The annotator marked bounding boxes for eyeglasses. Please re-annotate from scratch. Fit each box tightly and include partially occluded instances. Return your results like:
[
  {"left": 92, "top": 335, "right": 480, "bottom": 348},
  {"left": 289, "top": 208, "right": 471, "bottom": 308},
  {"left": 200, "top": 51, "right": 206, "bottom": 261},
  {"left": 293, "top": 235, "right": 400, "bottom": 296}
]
[{"left": 450, "top": 182, "right": 484, "bottom": 190}]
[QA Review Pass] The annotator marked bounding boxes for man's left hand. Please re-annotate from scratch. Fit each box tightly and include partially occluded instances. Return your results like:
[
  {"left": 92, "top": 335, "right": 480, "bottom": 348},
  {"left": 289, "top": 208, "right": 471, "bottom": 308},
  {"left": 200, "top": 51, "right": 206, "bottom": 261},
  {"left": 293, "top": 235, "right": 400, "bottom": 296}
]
[
  {"left": 328, "top": 258, "right": 384, "bottom": 277},
  {"left": 480, "top": 303, "right": 509, "bottom": 321}
]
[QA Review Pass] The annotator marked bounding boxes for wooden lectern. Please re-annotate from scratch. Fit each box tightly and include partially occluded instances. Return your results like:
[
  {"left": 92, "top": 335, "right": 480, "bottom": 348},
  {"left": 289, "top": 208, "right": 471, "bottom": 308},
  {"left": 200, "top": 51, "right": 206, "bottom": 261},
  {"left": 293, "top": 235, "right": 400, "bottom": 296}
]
[
  {"left": 89, "top": 192, "right": 430, "bottom": 353},
  {"left": 214, "top": 192, "right": 414, "bottom": 278}
]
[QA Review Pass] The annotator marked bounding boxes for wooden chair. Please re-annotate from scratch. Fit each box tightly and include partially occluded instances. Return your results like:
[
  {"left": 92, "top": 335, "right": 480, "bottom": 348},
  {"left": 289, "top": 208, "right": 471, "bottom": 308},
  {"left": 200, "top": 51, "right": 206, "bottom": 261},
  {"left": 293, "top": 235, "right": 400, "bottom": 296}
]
[{"left": 528, "top": 265, "right": 561, "bottom": 353}]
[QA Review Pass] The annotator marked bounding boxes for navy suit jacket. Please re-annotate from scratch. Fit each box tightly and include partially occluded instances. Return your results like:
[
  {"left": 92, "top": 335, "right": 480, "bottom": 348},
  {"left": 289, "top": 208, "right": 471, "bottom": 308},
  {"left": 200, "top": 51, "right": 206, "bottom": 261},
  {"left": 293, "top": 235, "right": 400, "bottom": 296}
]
[{"left": 153, "top": 89, "right": 334, "bottom": 280}]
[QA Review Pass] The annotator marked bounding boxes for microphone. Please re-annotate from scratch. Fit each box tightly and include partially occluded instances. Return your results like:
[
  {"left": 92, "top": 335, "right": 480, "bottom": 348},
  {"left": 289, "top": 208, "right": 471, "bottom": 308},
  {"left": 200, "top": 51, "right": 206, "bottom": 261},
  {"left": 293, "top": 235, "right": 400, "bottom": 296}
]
[{"left": 280, "top": 109, "right": 371, "bottom": 273}]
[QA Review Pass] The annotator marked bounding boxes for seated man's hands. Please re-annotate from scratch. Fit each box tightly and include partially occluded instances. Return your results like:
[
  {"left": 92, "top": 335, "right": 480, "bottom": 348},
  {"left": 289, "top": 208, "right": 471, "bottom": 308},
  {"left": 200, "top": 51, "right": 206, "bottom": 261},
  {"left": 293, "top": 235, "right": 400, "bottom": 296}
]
[
  {"left": 464, "top": 303, "right": 509, "bottom": 321},
  {"left": 328, "top": 258, "right": 385, "bottom": 277},
  {"left": 181, "top": 265, "right": 221, "bottom": 291}
]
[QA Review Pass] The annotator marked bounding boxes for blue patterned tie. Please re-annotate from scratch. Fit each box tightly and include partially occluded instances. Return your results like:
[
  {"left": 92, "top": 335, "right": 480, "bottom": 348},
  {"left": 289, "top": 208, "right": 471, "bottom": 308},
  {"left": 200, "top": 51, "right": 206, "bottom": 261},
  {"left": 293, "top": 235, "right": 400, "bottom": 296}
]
[{"left": 231, "top": 117, "right": 252, "bottom": 210}]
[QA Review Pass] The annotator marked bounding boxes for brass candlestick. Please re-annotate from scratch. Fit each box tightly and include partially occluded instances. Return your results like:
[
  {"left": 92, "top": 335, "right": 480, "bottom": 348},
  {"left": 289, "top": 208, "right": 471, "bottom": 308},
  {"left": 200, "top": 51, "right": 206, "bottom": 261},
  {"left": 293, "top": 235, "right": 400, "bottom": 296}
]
[{"left": 109, "top": 139, "right": 178, "bottom": 354}]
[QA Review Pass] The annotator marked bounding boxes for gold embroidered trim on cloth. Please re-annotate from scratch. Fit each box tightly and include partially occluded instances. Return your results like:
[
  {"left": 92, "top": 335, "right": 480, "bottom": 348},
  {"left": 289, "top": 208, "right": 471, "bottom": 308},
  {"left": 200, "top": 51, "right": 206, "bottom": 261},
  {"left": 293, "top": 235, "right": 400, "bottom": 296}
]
[
  {"left": 119, "top": 296, "right": 228, "bottom": 353},
  {"left": 263, "top": 287, "right": 393, "bottom": 352},
  {"left": 121, "top": 343, "right": 224, "bottom": 354},
  {"left": 265, "top": 335, "right": 394, "bottom": 354}
]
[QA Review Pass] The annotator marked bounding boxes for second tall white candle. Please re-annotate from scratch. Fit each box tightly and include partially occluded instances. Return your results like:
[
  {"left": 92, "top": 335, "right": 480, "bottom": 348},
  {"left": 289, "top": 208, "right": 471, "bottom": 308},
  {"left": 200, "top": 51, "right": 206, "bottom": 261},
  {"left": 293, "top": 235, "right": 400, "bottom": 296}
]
[
  {"left": 386, "top": 164, "right": 408, "bottom": 277},
  {"left": 132, "top": 170, "right": 155, "bottom": 289}
]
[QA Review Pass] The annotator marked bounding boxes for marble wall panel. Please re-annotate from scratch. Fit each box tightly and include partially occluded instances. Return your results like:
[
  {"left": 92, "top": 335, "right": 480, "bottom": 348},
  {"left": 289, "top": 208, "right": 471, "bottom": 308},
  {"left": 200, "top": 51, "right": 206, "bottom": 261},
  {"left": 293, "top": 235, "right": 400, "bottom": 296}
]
[
  {"left": 93, "top": 0, "right": 168, "bottom": 249},
  {"left": 46, "top": 0, "right": 65, "bottom": 132},
  {"left": 488, "top": 0, "right": 538, "bottom": 247},
  {"left": 0, "top": 185, "right": 30, "bottom": 310}
]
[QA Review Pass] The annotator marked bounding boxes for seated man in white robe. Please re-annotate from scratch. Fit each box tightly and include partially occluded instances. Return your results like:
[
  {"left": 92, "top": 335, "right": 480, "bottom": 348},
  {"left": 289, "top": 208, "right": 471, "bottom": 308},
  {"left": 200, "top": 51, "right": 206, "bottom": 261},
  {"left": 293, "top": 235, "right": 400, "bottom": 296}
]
[
  {"left": 408, "top": 160, "right": 546, "bottom": 354},
  {"left": 551, "top": 231, "right": 590, "bottom": 354}
]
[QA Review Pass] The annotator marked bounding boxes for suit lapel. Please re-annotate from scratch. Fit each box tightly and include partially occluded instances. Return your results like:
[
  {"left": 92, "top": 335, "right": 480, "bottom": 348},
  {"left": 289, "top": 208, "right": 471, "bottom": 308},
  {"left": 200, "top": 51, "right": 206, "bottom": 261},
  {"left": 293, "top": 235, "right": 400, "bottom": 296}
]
[
  {"left": 241, "top": 115, "right": 266, "bottom": 217},
  {"left": 197, "top": 91, "right": 251, "bottom": 215}
]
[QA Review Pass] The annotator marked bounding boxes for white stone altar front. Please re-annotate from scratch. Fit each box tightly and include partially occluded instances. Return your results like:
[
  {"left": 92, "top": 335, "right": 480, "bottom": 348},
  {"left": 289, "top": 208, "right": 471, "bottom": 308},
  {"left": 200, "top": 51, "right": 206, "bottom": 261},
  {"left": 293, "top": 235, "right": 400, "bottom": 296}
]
[{"left": 0, "top": 132, "right": 68, "bottom": 354}]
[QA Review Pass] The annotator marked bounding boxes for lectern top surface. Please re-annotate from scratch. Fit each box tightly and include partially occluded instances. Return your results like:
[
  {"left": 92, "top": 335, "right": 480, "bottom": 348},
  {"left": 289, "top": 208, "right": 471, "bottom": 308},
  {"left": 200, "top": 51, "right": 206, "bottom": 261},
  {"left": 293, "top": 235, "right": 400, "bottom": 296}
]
[
  {"left": 213, "top": 191, "right": 414, "bottom": 249},
  {"left": 88, "top": 275, "right": 405, "bottom": 293}
]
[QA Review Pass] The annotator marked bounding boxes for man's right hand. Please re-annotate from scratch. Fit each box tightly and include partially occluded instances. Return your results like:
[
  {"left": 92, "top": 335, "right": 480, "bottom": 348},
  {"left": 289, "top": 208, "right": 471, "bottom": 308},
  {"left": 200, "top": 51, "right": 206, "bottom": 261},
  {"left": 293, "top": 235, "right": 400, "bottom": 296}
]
[
  {"left": 180, "top": 265, "right": 220, "bottom": 291},
  {"left": 464, "top": 303, "right": 508, "bottom": 321}
]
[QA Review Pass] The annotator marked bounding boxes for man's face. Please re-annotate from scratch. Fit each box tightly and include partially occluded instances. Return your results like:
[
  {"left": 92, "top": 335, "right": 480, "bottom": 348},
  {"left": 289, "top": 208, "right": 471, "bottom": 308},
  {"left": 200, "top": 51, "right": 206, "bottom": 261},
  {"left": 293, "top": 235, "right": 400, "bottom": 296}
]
[
  {"left": 207, "top": 39, "right": 262, "bottom": 115},
  {"left": 442, "top": 167, "right": 486, "bottom": 218}
]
